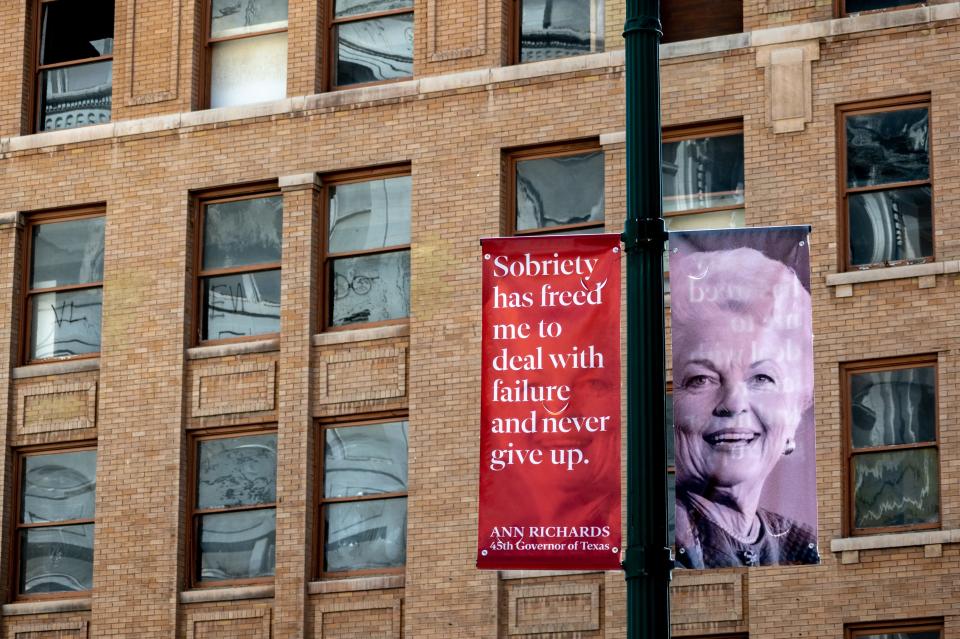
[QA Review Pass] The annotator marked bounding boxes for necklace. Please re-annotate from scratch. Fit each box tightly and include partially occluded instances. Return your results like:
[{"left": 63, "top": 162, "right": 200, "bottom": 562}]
[{"left": 689, "top": 498, "right": 761, "bottom": 545}]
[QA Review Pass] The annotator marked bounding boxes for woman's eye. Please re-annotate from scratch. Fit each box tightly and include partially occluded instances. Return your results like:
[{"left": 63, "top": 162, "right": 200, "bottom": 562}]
[
  {"left": 684, "top": 375, "right": 712, "bottom": 388},
  {"left": 751, "top": 373, "right": 776, "bottom": 386}
]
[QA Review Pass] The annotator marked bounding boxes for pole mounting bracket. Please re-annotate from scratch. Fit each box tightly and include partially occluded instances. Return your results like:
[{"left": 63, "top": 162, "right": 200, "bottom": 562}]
[
  {"left": 623, "top": 15, "right": 662, "bottom": 38},
  {"left": 621, "top": 217, "right": 667, "bottom": 252}
]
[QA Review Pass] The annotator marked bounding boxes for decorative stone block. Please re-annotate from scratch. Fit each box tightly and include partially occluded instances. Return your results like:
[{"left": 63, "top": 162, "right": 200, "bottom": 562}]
[
  {"left": 671, "top": 572, "right": 743, "bottom": 625},
  {"left": 192, "top": 361, "right": 276, "bottom": 417},
  {"left": 314, "top": 345, "right": 407, "bottom": 408},
  {"left": 126, "top": 0, "right": 180, "bottom": 105},
  {"left": 756, "top": 40, "right": 820, "bottom": 133},
  {"left": 507, "top": 582, "right": 600, "bottom": 635},
  {"left": 11, "top": 621, "right": 88, "bottom": 638},
  {"left": 317, "top": 599, "right": 402, "bottom": 638},
  {"left": 17, "top": 382, "right": 97, "bottom": 435},
  {"left": 187, "top": 607, "right": 271, "bottom": 639}
]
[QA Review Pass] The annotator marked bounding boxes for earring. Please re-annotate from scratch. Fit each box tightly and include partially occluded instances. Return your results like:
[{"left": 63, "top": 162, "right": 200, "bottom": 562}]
[{"left": 783, "top": 438, "right": 796, "bottom": 456}]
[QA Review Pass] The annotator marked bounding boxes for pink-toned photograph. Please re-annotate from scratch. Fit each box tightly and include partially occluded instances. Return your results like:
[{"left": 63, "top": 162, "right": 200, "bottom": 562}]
[{"left": 669, "top": 227, "right": 819, "bottom": 569}]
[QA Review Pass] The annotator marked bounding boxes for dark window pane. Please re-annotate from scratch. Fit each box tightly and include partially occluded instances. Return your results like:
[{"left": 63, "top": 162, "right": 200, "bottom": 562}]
[
  {"left": 20, "top": 524, "right": 94, "bottom": 595},
  {"left": 198, "top": 434, "right": 277, "bottom": 510},
  {"left": 516, "top": 151, "right": 604, "bottom": 231},
  {"left": 336, "top": 15, "right": 413, "bottom": 86},
  {"left": 198, "top": 509, "right": 276, "bottom": 581},
  {"left": 30, "top": 288, "right": 102, "bottom": 361},
  {"left": 325, "top": 422, "right": 408, "bottom": 498},
  {"left": 210, "top": 0, "right": 288, "bottom": 38},
  {"left": 850, "top": 366, "right": 935, "bottom": 449},
  {"left": 853, "top": 448, "right": 939, "bottom": 529},
  {"left": 662, "top": 134, "right": 744, "bottom": 214},
  {"left": 331, "top": 250, "right": 409, "bottom": 326},
  {"left": 846, "top": 108, "right": 928, "bottom": 188},
  {"left": 202, "top": 270, "right": 281, "bottom": 340},
  {"left": 661, "top": 0, "right": 742, "bottom": 44},
  {"left": 203, "top": 196, "right": 282, "bottom": 269},
  {"left": 40, "top": 0, "right": 114, "bottom": 65},
  {"left": 335, "top": 0, "right": 413, "bottom": 18},
  {"left": 31, "top": 218, "right": 104, "bottom": 288},
  {"left": 845, "top": 0, "right": 917, "bottom": 13},
  {"left": 849, "top": 186, "right": 932, "bottom": 266},
  {"left": 329, "top": 176, "right": 411, "bottom": 253},
  {"left": 324, "top": 498, "right": 406, "bottom": 572},
  {"left": 39, "top": 61, "right": 112, "bottom": 131},
  {"left": 209, "top": 32, "right": 288, "bottom": 108},
  {"left": 520, "top": 0, "right": 604, "bottom": 62},
  {"left": 21, "top": 451, "right": 96, "bottom": 524}
]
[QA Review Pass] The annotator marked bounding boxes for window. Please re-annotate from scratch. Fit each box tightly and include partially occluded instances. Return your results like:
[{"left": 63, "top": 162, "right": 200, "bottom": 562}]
[
  {"left": 196, "top": 188, "right": 282, "bottom": 344},
  {"left": 847, "top": 620, "right": 942, "bottom": 639},
  {"left": 660, "top": 0, "right": 742, "bottom": 44},
  {"left": 507, "top": 141, "right": 605, "bottom": 236},
  {"left": 843, "top": 356, "right": 939, "bottom": 535},
  {"left": 33, "top": 0, "right": 114, "bottom": 131},
  {"left": 839, "top": 96, "right": 932, "bottom": 270},
  {"left": 14, "top": 447, "right": 96, "bottom": 597},
  {"left": 323, "top": 167, "right": 411, "bottom": 329},
  {"left": 839, "top": 0, "right": 922, "bottom": 17},
  {"left": 23, "top": 209, "right": 104, "bottom": 364},
  {"left": 318, "top": 418, "right": 408, "bottom": 577},
  {"left": 205, "top": 0, "right": 288, "bottom": 108},
  {"left": 330, "top": 0, "right": 414, "bottom": 89},
  {"left": 515, "top": 0, "right": 604, "bottom": 63},
  {"left": 189, "top": 429, "right": 277, "bottom": 586}
]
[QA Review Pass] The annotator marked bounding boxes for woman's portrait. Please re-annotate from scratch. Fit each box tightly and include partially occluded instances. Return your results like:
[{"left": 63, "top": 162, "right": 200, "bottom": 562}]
[{"left": 670, "top": 229, "right": 819, "bottom": 569}]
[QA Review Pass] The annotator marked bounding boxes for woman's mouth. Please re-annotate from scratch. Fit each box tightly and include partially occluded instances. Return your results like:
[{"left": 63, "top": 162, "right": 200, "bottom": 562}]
[{"left": 703, "top": 430, "right": 760, "bottom": 449}]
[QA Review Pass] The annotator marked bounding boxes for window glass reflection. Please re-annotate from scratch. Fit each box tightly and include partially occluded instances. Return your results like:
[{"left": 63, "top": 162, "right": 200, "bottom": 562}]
[
  {"left": 846, "top": 108, "right": 928, "bottom": 188},
  {"left": 325, "top": 422, "right": 409, "bottom": 498},
  {"left": 198, "top": 509, "right": 276, "bottom": 581},
  {"left": 516, "top": 151, "right": 604, "bottom": 231},
  {"left": 845, "top": 0, "right": 918, "bottom": 13},
  {"left": 41, "top": 0, "right": 114, "bottom": 65},
  {"left": 335, "top": 0, "right": 413, "bottom": 18},
  {"left": 848, "top": 186, "right": 932, "bottom": 266},
  {"left": 30, "top": 288, "right": 102, "bottom": 361},
  {"left": 203, "top": 196, "right": 282, "bottom": 269},
  {"left": 520, "top": 0, "right": 604, "bottom": 62},
  {"left": 850, "top": 366, "right": 935, "bottom": 449},
  {"left": 210, "top": 0, "right": 288, "bottom": 38},
  {"left": 336, "top": 15, "right": 414, "bottom": 87},
  {"left": 203, "top": 270, "right": 281, "bottom": 340},
  {"left": 662, "top": 134, "right": 744, "bottom": 214},
  {"left": 20, "top": 524, "right": 94, "bottom": 595},
  {"left": 331, "top": 252, "right": 409, "bottom": 326},
  {"left": 31, "top": 218, "right": 105, "bottom": 289},
  {"left": 210, "top": 32, "right": 288, "bottom": 108},
  {"left": 853, "top": 448, "right": 938, "bottom": 529},
  {"left": 324, "top": 498, "right": 407, "bottom": 572},
  {"left": 40, "top": 60, "right": 112, "bottom": 132},
  {"left": 329, "top": 176, "right": 411, "bottom": 253},
  {"left": 22, "top": 451, "right": 97, "bottom": 524},
  {"left": 198, "top": 435, "right": 277, "bottom": 510}
]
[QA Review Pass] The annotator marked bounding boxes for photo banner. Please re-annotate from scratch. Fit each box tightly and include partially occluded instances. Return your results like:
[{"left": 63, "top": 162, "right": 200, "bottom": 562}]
[
  {"left": 669, "top": 226, "right": 819, "bottom": 569},
  {"left": 477, "top": 234, "right": 621, "bottom": 571}
]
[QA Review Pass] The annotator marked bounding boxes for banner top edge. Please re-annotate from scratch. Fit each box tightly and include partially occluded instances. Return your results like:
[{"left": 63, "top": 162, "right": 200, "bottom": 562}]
[{"left": 668, "top": 224, "right": 812, "bottom": 236}]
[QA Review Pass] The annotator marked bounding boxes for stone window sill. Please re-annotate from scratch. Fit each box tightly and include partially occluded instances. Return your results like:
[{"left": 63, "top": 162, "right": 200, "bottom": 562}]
[
  {"left": 830, "top": 528, "right": 960, "bottom": 564},
  {"left": 308, "top": 574, "right": 404, "bottom": 594},
  {"left": 12, "top": 358, "right": 100, "bottom": 379},
  {"left": 186, "top": 338, "right": 280, "bottom": 360},
  {"left": 179, "top": 584, "right": 275, "bottom": 604},
  {"left": 825, "top": 261, "right": 960, "bottom": 297},
  {"left": 2, "top": 597, "right": 92, "bottom": 616},
  {"left": 312, "top": 322, "right": 409, "bottom": 347}
]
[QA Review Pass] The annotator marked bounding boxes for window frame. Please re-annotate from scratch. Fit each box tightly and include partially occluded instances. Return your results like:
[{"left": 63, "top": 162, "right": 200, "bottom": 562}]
[
  {"left": 193, "top": 182, "right": 282, "bottom": 347},
  {"left": 510, "top": 0, "right": 605, "bottom": 65},
  {"left": 837, "top": 95, "right": 934, "bottom": 271},
  {"left": 186, "top": 425, "right": 278, "bottom": 589},
  {"left": 30, "top": 0, "right": 115, "bottom": 133},
  {"left": 315, "top": 412, "right": 409, "bottom": 580},
  {"left": 505, "top": 139, "right": 605, "bottom": 237},
  {"left": 320, "top": 164, "right": 412, "bottom": 332},
  {"left": 661, "top": 119, "right": 745, "bottom": 228},
  {"left": 846, "top": 618, "right": 943, "bottom": 639},
  {"left": 20, "top": 206, "right": 106, "bottom": 366},
  {"left": 841, "top": 354, "right": 941, "bottom": 537},
  {"left": 200, "top": 0, "right": 290, "bottom": 109},
  {"left": 11, "top": 442, "right": 97, "bottom": 602},
  {"left": 835, "top": 0, "right": 925, "bottom": 18},
  {"left": 326, "top": 0, "right": 415, "bottom": 91}
]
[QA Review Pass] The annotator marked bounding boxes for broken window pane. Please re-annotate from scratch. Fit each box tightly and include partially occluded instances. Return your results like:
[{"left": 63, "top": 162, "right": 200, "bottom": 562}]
[
  {"left": 845, "top": 0, "right": 916, "bottom": 14},
  {"left": 204, "top": 196, "right": 282, "bottom": 269},
  {"left": 853, "top": 448, "right": 938, "bottom": 529},
  {"left": 330, "top": 251, "right": 410, "bottom": 327},
  {"left": 198, "top": 509, "right": 276, "bottom": 581},
  {"left": 22, "top": 451, "right": 97, "bottom": 524},
  {"left": 20, "top": 524, "right": 94, "bottom": 595},
  {"left": 520, "top": 0, "right": 604, "bottom": 62},
  {"left": 325, "top": 422, "right": 409, "bottom": 498},
  {"left": 202, "top": 270, "right": 281, "bottom": 340},
  {"left": 41, "top": 0, "right": 114, "bottom": 65},
  {"left": 850, "top": 366, "right": 935, "bottom": 449},
  {"left": 31, "top": 217, "right": 104, "bottom": 289},
  {"left": 335, "top": 14, "right": 414, "bottom": 86},
  {"left": 329, "top": 176, "right": 411, "bottom": 253},
  {"left": 846, "top": 108, "right": 928, "bottom": 188},
  {"left": 210, "top": 32, "right": 287, "bottom": 108},
  {"left": 39, "top": 60, "right": 112, "bottom": 132},
  {"left": 516, "top": 151, "right": 604, "bottom": 231},
  {"left": 30, "top": 288, "right": 102, "bottom": 361},
  {"left": 662, "top": 134, "right": 744, "bottom": 214},
  {"left": 210, "top": 0, "right": 288, "bottom": 38},
  {"left": 848, "top": 185, "right": 932, "bottom": 266},
  {"left": 324, "top": 498, "right": 406, "bottom": 572},
  {"left": 198, "top": 435, "right": 277, "bottom": 510}
]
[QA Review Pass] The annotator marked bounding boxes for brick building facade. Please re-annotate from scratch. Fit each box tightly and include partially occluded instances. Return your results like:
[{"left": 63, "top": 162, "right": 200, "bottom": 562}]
[{"left": 0, "top": 0, "right": 959, "bottom": 637}]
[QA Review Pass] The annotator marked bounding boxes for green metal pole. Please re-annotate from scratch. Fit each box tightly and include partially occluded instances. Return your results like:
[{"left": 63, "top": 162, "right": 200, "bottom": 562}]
[{"left": 622, "top": 1, "right": 671, "bottom": 638}]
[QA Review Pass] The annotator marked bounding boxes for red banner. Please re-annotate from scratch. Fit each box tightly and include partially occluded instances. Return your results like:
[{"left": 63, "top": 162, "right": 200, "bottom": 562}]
[{"left": 477, "top": 234, "right": 621, "bottom": 570}]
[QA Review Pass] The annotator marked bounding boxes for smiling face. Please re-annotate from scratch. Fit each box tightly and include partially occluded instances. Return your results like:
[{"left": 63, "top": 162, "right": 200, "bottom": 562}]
[{"left": 674, "top": 312, "right": 806, "bottom": 494}]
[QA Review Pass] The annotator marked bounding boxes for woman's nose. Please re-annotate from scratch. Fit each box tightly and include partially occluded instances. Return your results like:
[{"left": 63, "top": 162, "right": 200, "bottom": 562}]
[{"left": 713, "top": 382, "right": 749, "bottom": 417}]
